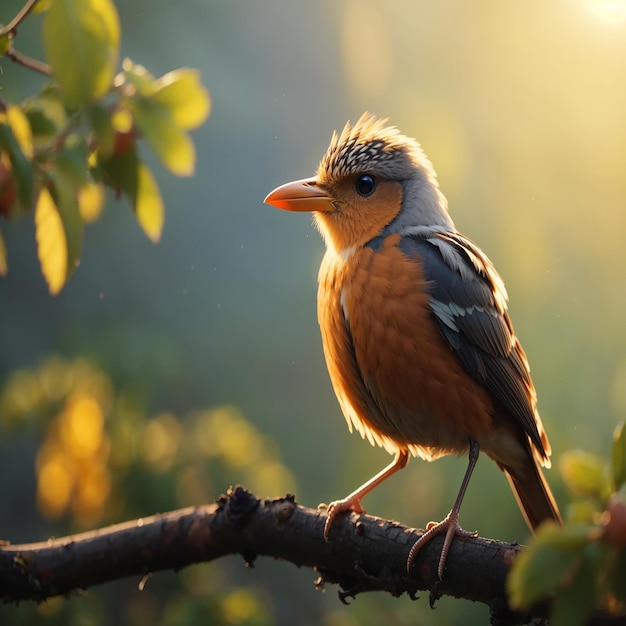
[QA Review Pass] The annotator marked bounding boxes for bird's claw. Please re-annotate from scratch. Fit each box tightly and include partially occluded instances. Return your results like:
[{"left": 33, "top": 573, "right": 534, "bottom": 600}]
[
  {"left": 323, "top": 497, "right": 366, "bottom": 540},
  {"left": 406, "top": 510, "right": 476, "bottom": 579}
]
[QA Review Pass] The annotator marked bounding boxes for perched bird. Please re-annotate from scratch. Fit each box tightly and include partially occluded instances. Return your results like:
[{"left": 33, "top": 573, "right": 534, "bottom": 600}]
[{"left": 264, "top": 113, "right": 561, "bottom": 579}]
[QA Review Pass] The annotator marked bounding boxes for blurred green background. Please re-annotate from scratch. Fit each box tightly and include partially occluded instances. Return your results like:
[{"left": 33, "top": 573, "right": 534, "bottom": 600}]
[{"left": 1, "top": 0, "right": 626, "bottom": 624}]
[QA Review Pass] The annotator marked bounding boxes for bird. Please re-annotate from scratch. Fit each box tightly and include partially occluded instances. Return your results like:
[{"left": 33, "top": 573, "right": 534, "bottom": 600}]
[{"left": 264, "top": 113, "right": 561, "bottom": 580}]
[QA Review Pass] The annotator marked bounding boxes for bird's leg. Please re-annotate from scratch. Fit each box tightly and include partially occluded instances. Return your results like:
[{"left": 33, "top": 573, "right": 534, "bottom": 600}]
[
  {"left": 407, "top": 439, "right": 480, "bottom": 579},
  {"left": 324, "top": 449, "right": 409, "bottom": 540}
]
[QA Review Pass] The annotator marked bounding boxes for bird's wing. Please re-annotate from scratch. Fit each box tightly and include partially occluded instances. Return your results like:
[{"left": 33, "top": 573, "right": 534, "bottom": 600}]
[{"left": 397, "top": 230, "right": 546, "bottom": 456}]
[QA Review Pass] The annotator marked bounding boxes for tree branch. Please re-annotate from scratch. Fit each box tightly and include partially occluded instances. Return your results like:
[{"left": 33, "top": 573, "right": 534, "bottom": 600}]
[
  {"left": 5, "top": 48, "right": 52, "bottom": 76},
  {"left": 0, "top": 486, "right": 620, "bottom": 625},
  {"left": 0, "top": 0, "right": 40, "bottom": 37},
  {"left": 1, "top": 1, "right": 53, "bottom": 76}
]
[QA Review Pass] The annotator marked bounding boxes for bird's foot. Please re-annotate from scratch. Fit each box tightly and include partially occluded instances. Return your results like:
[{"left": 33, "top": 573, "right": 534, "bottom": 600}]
[
  {"left": 323, "top": 496, "right": 366, "bottom": 540},
  {"left": 406, "top": 509, "right": 477, "bottom": 579}
]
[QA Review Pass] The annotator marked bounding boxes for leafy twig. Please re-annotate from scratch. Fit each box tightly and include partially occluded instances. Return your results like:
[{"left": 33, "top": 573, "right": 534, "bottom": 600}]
[
  {"left": 5, "top": 48, "right": 51, "bottom": 76},
  {"left": 0, "top": 0, "right": 40, "bottom": 37}
]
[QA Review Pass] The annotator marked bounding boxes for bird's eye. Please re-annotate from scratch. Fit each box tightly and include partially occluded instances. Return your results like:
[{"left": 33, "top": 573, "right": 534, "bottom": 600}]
[{"left": 355, "top": 174, "right": 376, "bottom": 197}]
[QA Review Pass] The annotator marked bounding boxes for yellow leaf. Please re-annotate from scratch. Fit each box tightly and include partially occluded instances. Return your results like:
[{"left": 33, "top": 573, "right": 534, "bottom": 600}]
[
  {"left": 0, "top": 229, "right": 7, "bottom": 275},
  {"left": 152, "top": 69, "right": 211, "bottom": 130},
  {"left": 32, "top": 0, "right": 52, "bottom": 14},
  {"left": 136, "top": 163, "right": 164, "bottom": 242},
  {"left": 43, "top": 0, "right": 120, "bottom": 106},
  {"left": 0, "top": 33, "right": 12, "bottom": 56},
  {"left": 35, "top": 188, "right": 67, "bottom": 295},
  {"left": 5, "top": 106, "right": 34, "bottom": 159},
  {"left": 131, "top": 98, "right": 195, "bottom": 176},
  {"left": 78, "top": 182, "right": 104, "bottom": 222}
]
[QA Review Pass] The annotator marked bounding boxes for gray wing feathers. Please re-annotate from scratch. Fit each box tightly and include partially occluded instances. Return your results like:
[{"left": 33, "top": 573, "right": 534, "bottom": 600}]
[{"left": 398, "top": 231, "right": 546, "bottom": 455}]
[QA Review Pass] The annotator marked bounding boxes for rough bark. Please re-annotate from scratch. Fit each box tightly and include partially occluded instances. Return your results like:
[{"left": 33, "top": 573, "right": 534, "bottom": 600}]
[{"left": 0, "top": 486, "right": 620, "bottom": 625}]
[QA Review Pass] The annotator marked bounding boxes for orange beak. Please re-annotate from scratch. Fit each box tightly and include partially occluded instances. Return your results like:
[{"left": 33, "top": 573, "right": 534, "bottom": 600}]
[{"left": 264, "top": 177, "right": 335, "bottom": 213}]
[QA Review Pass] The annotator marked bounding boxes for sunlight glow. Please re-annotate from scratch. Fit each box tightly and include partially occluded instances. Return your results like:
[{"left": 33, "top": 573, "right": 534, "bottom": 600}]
[{"left": 583, "top": 0, "right": 626, "bottom": 27}]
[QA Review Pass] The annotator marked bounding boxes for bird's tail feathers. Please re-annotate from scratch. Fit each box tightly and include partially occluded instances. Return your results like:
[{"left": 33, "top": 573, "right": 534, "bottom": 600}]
[{"left": 503, "top": 453, "right": 562, "bottom": 531}]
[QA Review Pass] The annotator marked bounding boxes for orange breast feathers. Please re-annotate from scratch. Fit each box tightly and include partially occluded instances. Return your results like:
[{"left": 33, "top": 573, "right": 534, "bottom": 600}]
[{"left": 317, "top": 233, "right": 497, "bottom": 461}]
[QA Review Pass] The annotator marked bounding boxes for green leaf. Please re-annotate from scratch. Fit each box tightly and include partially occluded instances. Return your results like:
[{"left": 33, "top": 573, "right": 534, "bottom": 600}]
[
  {"left": 613, "top": 422, "right": 626, "bottom": 490},
  {"left": 568, "top": 499, "right": 601, "bottom": 525},
  {"left": 43, "top": 0, "right": 120, "bottom": 106},
  {"left": 90, "top": 103, "right": 115, "bottom": 158},
  {"left": 100, "top": 142, "right": 139, "bottom": 200},
  {"left": 135, "top": 162, "right": 164, "bottom": 242},
  {"left": 507, "top": 524, "right": 584, "bottom": 609},
  {"left": 129, "top": 97, "right": 195, "bottom": 176},
  {"left": 0, "top": 120, "right": 34, "bottom": 209},
  {"left": 23, "top": 90, "right": 68, "bottom": 142},
  {"left": 38, "top": 82, "right": 67, "bottom": 103},
  {"left": 536, "top": 522, "right": 592, "bottom": 549},
  {"left": 23, "top": 108, "right": 58, "bottom": 139},
  {"left": 99, "top": 146, "right": 163, "bottom": 241},
  {"left": 0, "top": 229, "right": 7, "bottom": 275},
  {"left": 551, "top": 552, "right": 598, "bottom": 626},
  {"left": 152, "top": 68, "right": 211, "bottom": 130},
  {"left": 50, "top": 164, "right": 84, "bottom": 271},
  {"left": 53, "top": 140, "right": 88, "bottom": 189},
  {"left": 560, "top": 450, "right": 611, "bottom": 502}
]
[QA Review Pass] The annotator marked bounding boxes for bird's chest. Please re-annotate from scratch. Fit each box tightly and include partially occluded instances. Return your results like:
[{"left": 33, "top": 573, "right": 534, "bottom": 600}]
[
  {"left": 317, "top": 241, "right": 433, "bottom": 406},
  {"left": 316, "top": 240, "right": 493, "bottom": 456},
  {"left": 318, "top": 241, "right": 430, "bottom": 363}
]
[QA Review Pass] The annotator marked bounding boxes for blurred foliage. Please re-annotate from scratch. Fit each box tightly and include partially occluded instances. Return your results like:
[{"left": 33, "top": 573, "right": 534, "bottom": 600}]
[
  {"left": 0, "top": 355, "right": 295, "bottom": 624},
  {"left": 0, "top": 0, "right": 210, "bottom": 294},
  {"left": 1, "top": 0, "right": 626, "bottom": 625},
  {"left": 508, "top": 423, "right": 626, "bottom": 625}
]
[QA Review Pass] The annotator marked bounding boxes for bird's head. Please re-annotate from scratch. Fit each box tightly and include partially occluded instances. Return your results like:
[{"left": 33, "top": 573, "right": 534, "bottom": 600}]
[{"left": 264, "top": 113, "right": 454, "bottom": 254}]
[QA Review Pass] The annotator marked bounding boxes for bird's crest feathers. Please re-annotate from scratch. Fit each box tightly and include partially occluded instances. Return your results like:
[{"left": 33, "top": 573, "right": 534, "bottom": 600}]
[{"left": 317, "top": 112, "right": 436, "bottom": 184}]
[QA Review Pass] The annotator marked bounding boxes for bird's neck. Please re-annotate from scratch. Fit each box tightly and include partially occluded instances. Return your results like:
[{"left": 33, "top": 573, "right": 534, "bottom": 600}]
[
  {"left": 384, "top": 180, "right": 456, "bottom": 235},
  {"left": 313, "top": 212, "right": 374, "bottom": 259}
]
